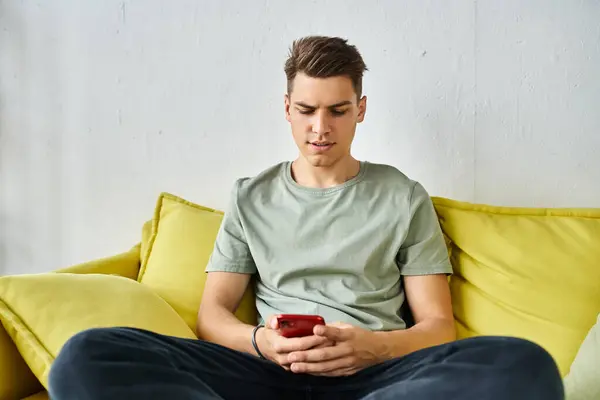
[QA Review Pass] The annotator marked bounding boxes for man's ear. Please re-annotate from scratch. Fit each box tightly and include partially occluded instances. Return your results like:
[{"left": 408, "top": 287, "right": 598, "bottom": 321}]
[
  {"left": 284, "top": 94, "right": 291, "bottom": 122},
  {"left": 357, "top": 95, "right": 367, "bottom": 123}
]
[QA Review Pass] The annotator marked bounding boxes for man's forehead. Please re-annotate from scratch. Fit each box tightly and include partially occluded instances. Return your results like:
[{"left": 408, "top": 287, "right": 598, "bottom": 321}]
[
  {"left": 290, "top": 73, "right": 356, "bottom": 102},
  {"left": 290, "top": 79, "right": 356, "bottom": 106}
]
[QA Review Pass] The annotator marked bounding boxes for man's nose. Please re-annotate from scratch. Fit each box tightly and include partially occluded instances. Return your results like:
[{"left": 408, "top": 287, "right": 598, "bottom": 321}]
[{"left": 312, "top": 112, "right": 331, "bottom": 135}]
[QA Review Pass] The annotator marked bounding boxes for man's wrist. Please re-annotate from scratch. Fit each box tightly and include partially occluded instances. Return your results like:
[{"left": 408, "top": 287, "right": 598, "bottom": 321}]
[
  {"left": 372, "top": 318, "right": 456, "bottom": 361},
  {"left": 251, "top": 325, "right": 267, "bottom": 359},
  {"left": 372, "top": 330, "right": 405, "bottom": 361}
]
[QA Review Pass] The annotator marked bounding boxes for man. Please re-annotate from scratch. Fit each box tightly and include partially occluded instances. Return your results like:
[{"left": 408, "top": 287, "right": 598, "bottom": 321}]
[{"left": 49, "top": 36, "right": 563, "bottom": 399}]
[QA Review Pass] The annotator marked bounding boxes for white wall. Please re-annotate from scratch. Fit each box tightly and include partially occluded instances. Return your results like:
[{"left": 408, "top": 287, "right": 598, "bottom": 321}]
[{"left": 1, "top": 0, "right": 599, "bottom": 275}]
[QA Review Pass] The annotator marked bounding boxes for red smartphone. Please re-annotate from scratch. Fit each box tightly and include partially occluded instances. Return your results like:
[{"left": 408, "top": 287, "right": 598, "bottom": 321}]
[{"left": 275, "top": 314, "right": 325, "bottom": 338}]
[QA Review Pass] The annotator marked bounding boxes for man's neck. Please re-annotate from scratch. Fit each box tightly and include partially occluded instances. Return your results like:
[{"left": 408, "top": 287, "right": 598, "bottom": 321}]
[{"left": 291, "top": 156, "right": 361, "bottom": 189}]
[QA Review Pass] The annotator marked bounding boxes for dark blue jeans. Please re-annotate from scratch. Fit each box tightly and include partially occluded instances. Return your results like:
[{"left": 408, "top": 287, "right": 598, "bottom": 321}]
[{"left": 48, "top": 327, "right": 563, "bottom": 400}]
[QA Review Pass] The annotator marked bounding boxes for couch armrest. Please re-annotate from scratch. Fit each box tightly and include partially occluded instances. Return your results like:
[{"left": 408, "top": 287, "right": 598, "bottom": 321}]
[
  {"left": 54, "top": 244, "right": 142, "bottom": 280},
  {"left": 0, "top": 244, "right": 142, "bottom": 399},
  {"left": 0, "top": 325, "right": 42, "bottom": 400}
]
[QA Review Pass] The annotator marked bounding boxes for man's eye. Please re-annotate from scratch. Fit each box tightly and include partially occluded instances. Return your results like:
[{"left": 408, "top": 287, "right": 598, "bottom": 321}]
[
  {"left": 298, "top": 109, "right": 314, "bottom": 115},
  {"left": 331, "top": 109, "right": 347, "bottom": 116}
]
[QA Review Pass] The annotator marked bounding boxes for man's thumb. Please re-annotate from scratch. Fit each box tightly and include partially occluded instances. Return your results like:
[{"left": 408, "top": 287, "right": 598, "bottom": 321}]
[{"left": 266, "top": 315, "right": 279, "bottom": 330}]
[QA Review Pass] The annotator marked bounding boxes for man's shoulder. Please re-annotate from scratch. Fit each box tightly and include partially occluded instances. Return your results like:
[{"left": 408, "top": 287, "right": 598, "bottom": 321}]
[
  {"left": 231, "top": 162, "right": 287, "bottom": 197},
  {"left": 364, "top": 162, "right": 416, "bottom": 190},
  {"left": 362, "top": 162, "right": 435, "bottom": 209}
]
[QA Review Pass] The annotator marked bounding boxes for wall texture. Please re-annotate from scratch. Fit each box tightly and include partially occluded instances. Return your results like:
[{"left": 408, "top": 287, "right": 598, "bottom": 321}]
[{"left": 1, "top": 0, "right": 599, "bottom": 274}]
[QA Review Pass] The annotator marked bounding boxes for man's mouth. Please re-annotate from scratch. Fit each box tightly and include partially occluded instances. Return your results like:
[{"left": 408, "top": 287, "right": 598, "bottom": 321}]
[{"left": 308, "top": 141, "right": 334, "bottom": 152}]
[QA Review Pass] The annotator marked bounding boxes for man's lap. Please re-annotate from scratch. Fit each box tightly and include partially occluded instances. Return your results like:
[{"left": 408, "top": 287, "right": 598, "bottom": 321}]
[{"left": 48, "top": 327, "right": 564, "bottom": 400}]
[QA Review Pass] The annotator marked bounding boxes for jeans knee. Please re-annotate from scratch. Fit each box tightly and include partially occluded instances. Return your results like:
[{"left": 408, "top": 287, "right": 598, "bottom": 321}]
[
  {"left": 507, "top": 338, "right": 557, "bottom": 369},
  {"left": 504, "top": 337, "right": 564, "bottom": 398},
  {"left": 48, "top": 328, "right": 118, "bottom": 397}
]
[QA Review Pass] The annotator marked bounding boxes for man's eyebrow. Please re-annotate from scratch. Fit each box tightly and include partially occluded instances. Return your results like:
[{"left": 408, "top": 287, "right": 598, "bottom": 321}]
[{"left": 294, "top": 101, "right": 353, "bottom": 109}]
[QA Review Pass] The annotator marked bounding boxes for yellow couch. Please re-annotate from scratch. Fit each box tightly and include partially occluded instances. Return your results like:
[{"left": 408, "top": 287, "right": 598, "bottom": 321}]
[
  {"left": 0, "top": 245, "right": 143, "bottom": 400},
  {"left": 0, "top": 194, "right": 598, "bottom": 400}
]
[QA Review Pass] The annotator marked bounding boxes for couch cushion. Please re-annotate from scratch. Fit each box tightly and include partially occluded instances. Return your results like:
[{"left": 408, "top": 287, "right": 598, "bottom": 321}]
[
  {"left": 564, "top": 313, "right": 600, "bottom": 399},
  {"left": 22, "top": 390, "right": 48, "bottom": 400},
  {"left": 0, "top": 324, "right": 42, "bottom": 400},
  {"left": 432, "top": 198, "right": 600, "bottom": 376},
  {"left": 0, "top": 273, "right": 196, "bottom": 388},
  {"left": 138, "top": 192, "right": 257, "bottom": 331},
  {"left": 140, "top": 219, "right": 153, "bottom": 268}
]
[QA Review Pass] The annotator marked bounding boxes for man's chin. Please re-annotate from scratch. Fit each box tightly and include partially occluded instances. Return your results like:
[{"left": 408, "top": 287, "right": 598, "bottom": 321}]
[{"left": 303, "top": 155, "right": 336, "bottom": 168}]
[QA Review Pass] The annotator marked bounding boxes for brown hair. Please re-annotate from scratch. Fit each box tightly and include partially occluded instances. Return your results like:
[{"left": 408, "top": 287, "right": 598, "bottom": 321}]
[{"left": 284, "top": 36, "right": 368, "bottom": 99}]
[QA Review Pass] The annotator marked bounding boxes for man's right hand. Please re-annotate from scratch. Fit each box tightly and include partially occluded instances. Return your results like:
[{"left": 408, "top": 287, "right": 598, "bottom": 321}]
[{"left": 255, "top": 316, "right": 334, "bottom": 369}]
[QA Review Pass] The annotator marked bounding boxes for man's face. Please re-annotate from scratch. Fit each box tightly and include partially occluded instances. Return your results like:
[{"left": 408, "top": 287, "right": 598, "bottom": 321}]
[{"left": 285, "top": 73, "right": 366, "bottom": 168}]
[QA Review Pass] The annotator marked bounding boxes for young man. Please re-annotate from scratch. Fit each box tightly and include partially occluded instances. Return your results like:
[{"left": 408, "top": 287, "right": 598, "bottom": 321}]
[{"left": 49, "top": 36, "right": 563, "bottom": 399}]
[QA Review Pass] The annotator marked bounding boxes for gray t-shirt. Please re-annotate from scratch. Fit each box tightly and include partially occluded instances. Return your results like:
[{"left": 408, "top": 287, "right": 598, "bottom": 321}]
[{"left": 206, "top": 161, "right": 452, "bottom": 331}]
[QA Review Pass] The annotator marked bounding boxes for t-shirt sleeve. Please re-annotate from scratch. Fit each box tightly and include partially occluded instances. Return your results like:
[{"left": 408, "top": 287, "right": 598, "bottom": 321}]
[
  {"left": 205, "top": 180, "right": 257, "bottom": 274},
  {"left": 396, "top": 181, "right": 453, "bottom": 276}
]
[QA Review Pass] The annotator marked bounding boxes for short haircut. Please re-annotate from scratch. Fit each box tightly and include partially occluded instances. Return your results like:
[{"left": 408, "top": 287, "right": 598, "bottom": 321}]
[{"left": 284, "top": 36, "right": 368, "bottom": 99}]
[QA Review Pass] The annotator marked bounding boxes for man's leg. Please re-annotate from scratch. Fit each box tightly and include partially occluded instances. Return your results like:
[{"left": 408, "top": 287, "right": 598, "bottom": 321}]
[
  {"left": 313, "top": 336, "right": 563, "bottom": 400},
  {"left": 48, "top": 327, "right": 307, "bottom": 400}
]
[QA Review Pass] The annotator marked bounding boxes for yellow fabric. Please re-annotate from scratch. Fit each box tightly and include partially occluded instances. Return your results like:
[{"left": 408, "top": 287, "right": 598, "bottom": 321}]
[
  {"left": 0, "top": 324, "right": 42, "bottom": 400},
  {"left": 54, "top": 246, "right": 141, "bottom": 279},
  {"left": 140, "top": 219, "right": 153, "bottom": 267},
  {"left": 0, "top": 248, "right": 141, "bottom": 400},
  {"left": 22, "top": 391, "right": 47, "bottom": 400},
  {"left": 0, "top": 273, "right": 196, "bottom": 389},
  {"left": 432, "top": 197, "right": 600, "bottom": 376},
  {"left": 138, "top": 193, "right": 257, "bottom": 331}
]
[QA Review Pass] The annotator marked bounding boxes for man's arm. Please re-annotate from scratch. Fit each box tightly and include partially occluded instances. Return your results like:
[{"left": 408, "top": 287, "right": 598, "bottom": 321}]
[
  {"left": 286, "top": 274, "right": 455, "bottom": 376},
  {"left": 200, "top": 180, "right": 332, "bottom": 363},
  {"left": 375, "top": 180, "right": 456, "bottom": 358},
  {"left": 198, "top": 179, "right": 260, "bottom": 354},
  {"left": 197, "top": 271, "right": 333, "bottom": 365},
  {"left": 374, "top": 273, "right": 456, "bottom": 359},
  {"left": 196, "top": 271, "right": 257, "bottom": 354},
  {"left": 286, "top": 182, "right": 456, "bottom": 376}
]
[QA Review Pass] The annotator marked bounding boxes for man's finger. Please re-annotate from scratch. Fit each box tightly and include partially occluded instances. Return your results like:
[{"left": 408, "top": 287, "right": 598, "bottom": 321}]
[
  {"left": 290, "top": 356, "right": 355, "bottom": 374},
  {"left": 266, "top": 315, "right": 279, "bottom": 330},
  {"left": 313, "top": 325, "right": 352, "bottom": 341},
  {"left": 272, "top": 335, "right": 330, "bottom": 354},
  {"left": 288, "top": 344, "right": 350, "bottom": 363},
  {"left": 311, "top": 367, "right": 356, "bottom": 377},
  {"left": 312, "top": 340, "right": 334, "bottom": 349},
  {"left": 328, "top": 321, "right": 353, "bottom": 329}
]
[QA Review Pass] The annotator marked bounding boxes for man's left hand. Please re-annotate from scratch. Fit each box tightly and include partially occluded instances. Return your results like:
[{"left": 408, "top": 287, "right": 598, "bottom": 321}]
[{"left": 287, "top": 322, "right": 386, "bottom": 377}]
